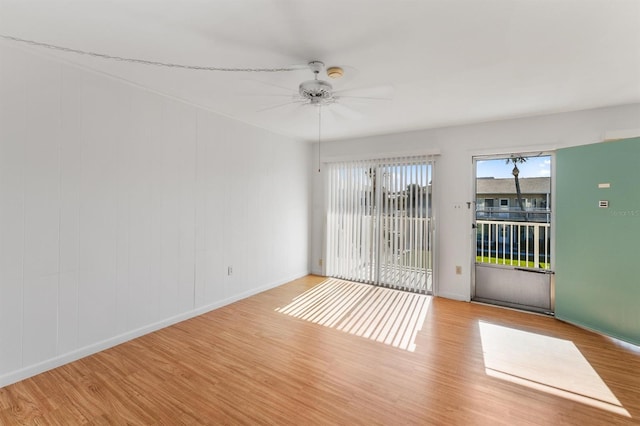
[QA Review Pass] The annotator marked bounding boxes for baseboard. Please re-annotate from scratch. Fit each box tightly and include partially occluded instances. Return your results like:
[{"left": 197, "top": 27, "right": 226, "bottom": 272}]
[
  {"left": 310, "top": 267, "right": 323, "bottom": 276},
  {"left": 471, "top": 299, "right": 553, "bottom": 317},
  {"left": 0, "top": 271, "right": 310, "bottom": 388},
  {"left": 437, "top": 291, "right": 470, "bottom": 302},
  {"left": 554, "top": 314, "right": 640, "bottom": 349}
]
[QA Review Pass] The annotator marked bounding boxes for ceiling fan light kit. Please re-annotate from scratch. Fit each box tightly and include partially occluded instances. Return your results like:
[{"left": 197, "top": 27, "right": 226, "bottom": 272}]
[
  {"left": 299, "top": 79, "right": 333, "bottom": 104},
  {"left": 298, "top": 61, "right": 336, "bottom": 105}
]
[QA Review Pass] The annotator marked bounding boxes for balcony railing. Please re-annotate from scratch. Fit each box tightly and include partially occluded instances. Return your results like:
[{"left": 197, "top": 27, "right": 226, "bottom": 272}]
[
  {"left": 476, "top": 207, "right": 550, "bottom": 223},
  {"left": 379, "top": 215, "right": 431, "bottom": 270},
  {"left": 329, "top": 214, "right": 432, "bottom": 292},
  {"left": 476, "top": 219, "right": 550, "bottom": 269}
]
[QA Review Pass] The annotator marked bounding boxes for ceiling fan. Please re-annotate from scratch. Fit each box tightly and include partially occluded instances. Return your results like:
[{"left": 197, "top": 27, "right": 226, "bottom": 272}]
[
  {"left": 253, "top": 61, "right": 393, "bottom": 171},
  {"left": 255, "top": 60, "right": 393, "bottom": 120}
]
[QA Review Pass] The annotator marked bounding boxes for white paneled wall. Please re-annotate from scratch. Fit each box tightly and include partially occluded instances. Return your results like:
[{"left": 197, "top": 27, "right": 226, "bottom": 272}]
[{"left": 0, "top": 44, "right": 311, "bottom": 386}]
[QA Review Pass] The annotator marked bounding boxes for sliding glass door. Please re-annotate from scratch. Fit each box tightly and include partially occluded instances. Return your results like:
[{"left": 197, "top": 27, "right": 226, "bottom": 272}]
[{"left": 326, "top": 156, "right": 434, "bottom": 294}]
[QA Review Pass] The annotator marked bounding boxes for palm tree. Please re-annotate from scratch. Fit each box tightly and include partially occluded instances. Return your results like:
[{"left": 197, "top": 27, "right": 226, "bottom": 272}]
[{"left": 505, "top": 156, "right": 528, "bottom": 221}]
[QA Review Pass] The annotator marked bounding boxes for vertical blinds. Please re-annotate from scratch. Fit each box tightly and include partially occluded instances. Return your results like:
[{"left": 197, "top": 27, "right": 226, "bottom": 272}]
[{"left": 326, "top": 155, "right": 434, "bottom": 293}]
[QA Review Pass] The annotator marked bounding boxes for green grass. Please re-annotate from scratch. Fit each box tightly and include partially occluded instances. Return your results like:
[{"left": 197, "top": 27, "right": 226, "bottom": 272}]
[
  {"left": 385, "top": 250, "right": 549, "bottom": 270},
  {"left": 476, "top": 256, "right": 549, "bottom": 269}
]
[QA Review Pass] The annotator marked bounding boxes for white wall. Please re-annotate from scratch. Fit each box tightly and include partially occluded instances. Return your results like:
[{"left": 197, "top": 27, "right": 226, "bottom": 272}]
[
  {"left": 311, "top": 103, "right": 640, "bottom": 300},
  {"left": 0, "top": 44, "right": 311, "bottom": 386}
]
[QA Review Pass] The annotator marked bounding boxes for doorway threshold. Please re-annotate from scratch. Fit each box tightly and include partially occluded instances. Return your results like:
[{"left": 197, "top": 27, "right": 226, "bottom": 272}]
[{"left": 471, "top": 298, "right": 554, "bottom": 317}]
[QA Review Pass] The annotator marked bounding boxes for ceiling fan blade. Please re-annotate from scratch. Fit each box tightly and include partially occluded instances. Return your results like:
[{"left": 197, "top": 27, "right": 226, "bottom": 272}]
[
  {"left": 327, "top": 103, "right": 364, "bottom": 120},
  {"left": 257, "top": 96, "right": 310, "bottom": 111},
  {"left": 240, "top": 93, "right": 296, "bottom": 99},
  {"left": 333, "top": 84, "right": 394, "bottom": 100},
  {"left": 243, "top": 78, "right": 294, "bottom": 95},
  {"left": 257, "top": 100, "right": 300, "bottom": 112},
  {"left": 336, "top": 95, "right": 393, "bottom": 102}
]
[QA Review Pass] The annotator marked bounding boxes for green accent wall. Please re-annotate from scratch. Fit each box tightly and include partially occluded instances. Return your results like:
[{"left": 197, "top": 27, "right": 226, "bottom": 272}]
[{"left": 556, "top": 137, "right": 640, "bottom": 345}]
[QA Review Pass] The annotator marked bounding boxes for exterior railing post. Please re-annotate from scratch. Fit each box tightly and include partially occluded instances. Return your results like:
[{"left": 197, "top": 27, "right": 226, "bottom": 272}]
[{"left": 533, "top": 225, "right": 540, "bottom": 268}]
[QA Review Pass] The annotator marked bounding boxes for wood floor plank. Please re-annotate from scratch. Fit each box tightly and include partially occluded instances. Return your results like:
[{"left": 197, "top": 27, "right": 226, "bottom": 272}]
[{"left": 1, "top": 275, "right": 639, "bottom": 425}]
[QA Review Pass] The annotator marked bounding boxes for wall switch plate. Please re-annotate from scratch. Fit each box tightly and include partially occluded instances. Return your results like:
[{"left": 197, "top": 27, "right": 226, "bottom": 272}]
[
  {"left": 455, "top": 265, "right": 462, "bottom": 275},
  {"left": 228, "top": 266, "right": 233, "bottom": 275}
]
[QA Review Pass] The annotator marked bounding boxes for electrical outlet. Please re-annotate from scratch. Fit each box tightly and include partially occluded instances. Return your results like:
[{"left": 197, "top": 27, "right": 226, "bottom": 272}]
[
  {"left": 455, "top": 265, "right": 462, "bottom": 275},
  {"left": 228, "top": 266, "right": 233, "bottom": 276},
  {"left": 319, "top": 258, "right": 323, "bottom": 267}
]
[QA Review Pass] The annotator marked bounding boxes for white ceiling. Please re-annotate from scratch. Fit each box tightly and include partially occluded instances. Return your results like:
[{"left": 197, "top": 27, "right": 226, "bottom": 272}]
[{"left": 1, "top": 0, "right": 639, "bottom": 141}]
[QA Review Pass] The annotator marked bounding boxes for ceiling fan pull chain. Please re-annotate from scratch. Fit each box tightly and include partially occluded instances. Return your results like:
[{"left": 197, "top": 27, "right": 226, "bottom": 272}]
[{"left": 318, "top": 105, "right": 322, "bottom": 173}]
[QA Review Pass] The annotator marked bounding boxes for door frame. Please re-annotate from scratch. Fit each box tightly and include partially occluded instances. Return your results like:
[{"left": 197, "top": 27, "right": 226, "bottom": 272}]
[{"left": 470, "top": 151, "right": 556, "bottom": 313}]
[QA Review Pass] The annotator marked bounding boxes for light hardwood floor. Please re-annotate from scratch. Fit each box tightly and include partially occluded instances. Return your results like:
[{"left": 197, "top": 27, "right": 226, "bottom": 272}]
[{"left": 1, "top": 275, "right": 639, "bottom": 425}]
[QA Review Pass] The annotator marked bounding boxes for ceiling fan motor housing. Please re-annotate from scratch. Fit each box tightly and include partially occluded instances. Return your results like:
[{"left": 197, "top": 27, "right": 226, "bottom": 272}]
[{"left": 299, "top": 79, "right": 333, "bottom": 104}]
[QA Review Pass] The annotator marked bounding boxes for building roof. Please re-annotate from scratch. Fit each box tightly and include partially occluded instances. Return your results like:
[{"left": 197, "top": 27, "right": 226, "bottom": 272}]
[{"left": 476, "top": 177, "right": 550, "bottom": 195}]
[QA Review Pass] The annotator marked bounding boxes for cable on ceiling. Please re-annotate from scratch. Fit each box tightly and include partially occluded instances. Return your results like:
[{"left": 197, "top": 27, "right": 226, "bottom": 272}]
[{"left": 0, "top": 34, "right": 302, "bottom": 73}]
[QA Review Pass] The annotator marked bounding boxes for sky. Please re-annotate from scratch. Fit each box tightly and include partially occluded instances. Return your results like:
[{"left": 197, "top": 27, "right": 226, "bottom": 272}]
[{"left": 476, "top": 156, "right": 551, "bottom": 179}]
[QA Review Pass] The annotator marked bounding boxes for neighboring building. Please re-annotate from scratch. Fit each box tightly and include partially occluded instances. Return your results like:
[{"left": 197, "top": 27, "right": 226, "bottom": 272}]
[{"left": 476, "top": 177, "right": 550, "bottom": 222}]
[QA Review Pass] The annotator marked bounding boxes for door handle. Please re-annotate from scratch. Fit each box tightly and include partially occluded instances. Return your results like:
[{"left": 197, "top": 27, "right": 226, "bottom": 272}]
[{"left": 472, "top": 223, "right": 477, "bottom": 229}]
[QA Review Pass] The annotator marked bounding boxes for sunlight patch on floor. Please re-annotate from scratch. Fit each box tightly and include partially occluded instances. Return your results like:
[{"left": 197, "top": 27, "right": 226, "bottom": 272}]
[
  {"left": 276, "top": 278, "right": 430, "bottom": 352},
  {"left": 479, "top": 321, "right": 630, "bottom": 418}
]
